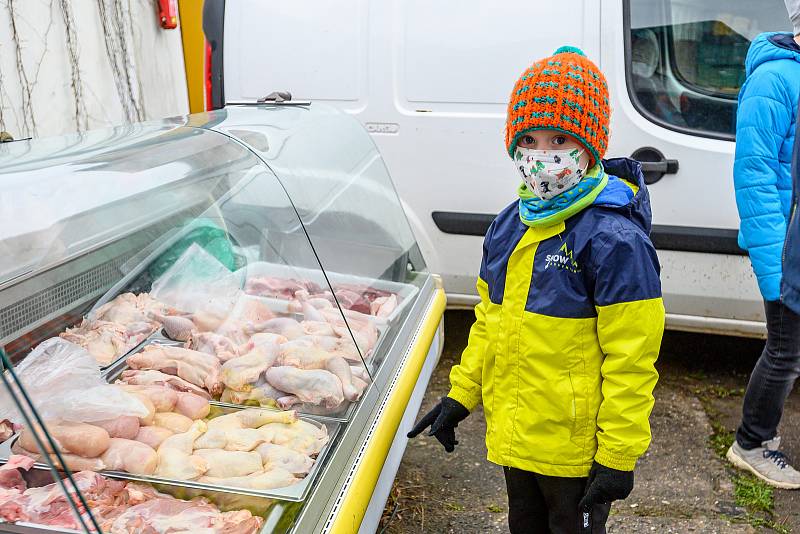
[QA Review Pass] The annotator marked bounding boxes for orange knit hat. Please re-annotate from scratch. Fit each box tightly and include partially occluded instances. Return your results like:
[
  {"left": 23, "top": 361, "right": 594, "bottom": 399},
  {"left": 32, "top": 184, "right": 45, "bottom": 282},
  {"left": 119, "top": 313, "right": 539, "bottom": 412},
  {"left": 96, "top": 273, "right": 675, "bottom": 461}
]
[{"left": 505, "top": 46, "right": 610, "bottom": 166}]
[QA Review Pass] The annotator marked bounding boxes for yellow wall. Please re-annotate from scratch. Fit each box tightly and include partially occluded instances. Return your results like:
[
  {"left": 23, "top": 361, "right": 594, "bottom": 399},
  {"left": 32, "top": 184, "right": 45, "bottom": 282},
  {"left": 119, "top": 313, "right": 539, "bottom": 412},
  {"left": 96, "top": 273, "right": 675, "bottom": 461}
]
[{"left": 179, "top": 0, "right": 206, "bottom": 113}]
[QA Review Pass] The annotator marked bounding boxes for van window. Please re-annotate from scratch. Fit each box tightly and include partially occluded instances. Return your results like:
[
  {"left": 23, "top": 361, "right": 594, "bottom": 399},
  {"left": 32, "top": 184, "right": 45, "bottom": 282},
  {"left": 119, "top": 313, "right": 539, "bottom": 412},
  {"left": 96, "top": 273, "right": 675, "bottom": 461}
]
[{"left": 626, "top": 0, "right": 791, "bottom": 139}]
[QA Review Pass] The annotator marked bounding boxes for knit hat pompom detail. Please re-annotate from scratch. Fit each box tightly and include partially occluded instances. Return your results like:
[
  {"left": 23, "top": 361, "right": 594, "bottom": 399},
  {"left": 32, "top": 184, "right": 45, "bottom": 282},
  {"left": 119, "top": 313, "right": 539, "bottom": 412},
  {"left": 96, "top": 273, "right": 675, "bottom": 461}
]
[
  {"left": 505, "top": 47, "right": 610, "bottom": 166},
  {"left": 553, "top": 45, "right": 586, "bottom": 57}
]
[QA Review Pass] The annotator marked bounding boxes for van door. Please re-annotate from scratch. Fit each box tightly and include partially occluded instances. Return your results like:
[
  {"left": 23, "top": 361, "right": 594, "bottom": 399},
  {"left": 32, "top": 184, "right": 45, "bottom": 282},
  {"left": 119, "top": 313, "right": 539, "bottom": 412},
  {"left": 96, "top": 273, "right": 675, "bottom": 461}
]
[
  {"left": 603, "top": 0, "right": 791, "bottom": 334},
  {"left": 222, "top": 0, "right": 601, "bottom": 304}
]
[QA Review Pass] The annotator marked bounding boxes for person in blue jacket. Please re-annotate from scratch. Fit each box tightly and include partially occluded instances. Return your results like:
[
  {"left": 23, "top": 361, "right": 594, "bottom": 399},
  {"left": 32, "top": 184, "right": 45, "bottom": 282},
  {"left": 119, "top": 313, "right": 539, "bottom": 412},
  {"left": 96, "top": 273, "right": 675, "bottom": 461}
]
[{"left": 727, "top": 3, "right": 800, "bottom": 489}]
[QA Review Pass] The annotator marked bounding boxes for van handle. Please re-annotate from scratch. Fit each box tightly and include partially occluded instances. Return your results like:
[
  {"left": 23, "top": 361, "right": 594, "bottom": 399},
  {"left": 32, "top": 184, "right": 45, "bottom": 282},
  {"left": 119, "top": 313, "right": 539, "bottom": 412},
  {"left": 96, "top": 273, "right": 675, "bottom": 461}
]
[{"left": 631, "top": 147, "right": 679, "bottom": 185}]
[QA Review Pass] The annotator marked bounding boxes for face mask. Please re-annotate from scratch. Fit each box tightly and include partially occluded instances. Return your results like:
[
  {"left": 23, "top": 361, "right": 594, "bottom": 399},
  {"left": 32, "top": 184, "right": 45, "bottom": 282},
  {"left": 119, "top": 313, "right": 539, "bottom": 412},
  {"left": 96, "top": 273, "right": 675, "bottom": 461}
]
[{"left": 515, "top": 146, "right": 588, "bottom": 200}]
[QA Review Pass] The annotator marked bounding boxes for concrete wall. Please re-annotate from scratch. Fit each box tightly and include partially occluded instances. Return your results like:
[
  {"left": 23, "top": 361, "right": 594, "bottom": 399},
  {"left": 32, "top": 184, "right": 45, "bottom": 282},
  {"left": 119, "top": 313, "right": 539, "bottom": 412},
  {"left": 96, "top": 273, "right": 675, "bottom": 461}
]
[{"left": 0, "top": 0, "right": 189, "bottom": 140}]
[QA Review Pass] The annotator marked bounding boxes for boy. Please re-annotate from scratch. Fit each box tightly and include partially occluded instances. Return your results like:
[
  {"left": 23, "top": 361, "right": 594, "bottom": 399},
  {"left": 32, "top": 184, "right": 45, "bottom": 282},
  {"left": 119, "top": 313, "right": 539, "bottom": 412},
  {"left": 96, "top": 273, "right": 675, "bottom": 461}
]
[
  {"left": 727, "top": 3, "right": 800, "bottom": 488},
  {"left": 408, "top": 46, "right": 665, "bottom": 533}
]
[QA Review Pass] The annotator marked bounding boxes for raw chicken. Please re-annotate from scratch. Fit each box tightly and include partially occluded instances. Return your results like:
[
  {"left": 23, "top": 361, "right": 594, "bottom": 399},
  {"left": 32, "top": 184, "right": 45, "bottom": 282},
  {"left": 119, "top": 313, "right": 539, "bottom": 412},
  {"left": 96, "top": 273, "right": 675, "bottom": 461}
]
[
  {"left": 0, "top": 455, "right": 34, "bottom": 492},
  {"left": 220, "top": 380, "right": 286, "bottom": 407},
  {"left": 255, "top": 443, "right": 314, "bottom": 475},
  {"left": 60, "top": 320, "right": 134, "bottom": 365},
  {"left": 247, "top": 317, "right": 305, "bottom": 340},
  {"left": 100, "top": 438, "right": 158, "bottom": 475},
  {"left": 276, "top": 345, "right": 359, "bottom": 401},
  {"left": 206, "top": 408, "right": 297, "bottom": 432},
  {"left": 294, "top": 290, "right": 326, "bottom": 322},
  {"left": 107, "top": 497, "right": 263, "bottom": 534},
  {"left": 244, "top": 276, "right": 319, "bottom": 300},
  {"left": 240, "top": 332, "right": 288, "bottom": 352},
  {"left": 259, "top": 419, "right": 329, "bottom": 456},
  {"left": 221, "top": 344, "right": 280, "bottom": 391},
  {"left": 118, "top": 384, "right": 178, "bottom": 412},
  {"left": 19, "top": 421, "right": 110, "bottom": 458},
  {"left": 193, "top": 449, "right": 263, "bottom": 478},
  {"left": 0, "top": 420, "right": 15, "bottom": 442},
  {"left": 134, "top": 425, "right": 173, "bottom": 449},
  {"left": 149, "top": 312, "right": 195, "bottom": 341},
  {"left": 230, "top": 295, "right": 276, "bottom": 323},
  {"left": 127, "top": 345, "right": 224, "bottom": 396},
  {"left": 155, "top": 421, "right": 209, "bottom": 480},
  {"left": 127, "top": 393, "right": 156, "bottom": 426},
  {"left": 0, "top": 470, "right": 123, "bottom": 528},
  {"left": 0, "top": 461, "right": 263, "bottom": 534},
  {"left": 195, "top": 427, "right": 269, "bottom": 452},
  {"left": 93, "top": 416, "right": 140, "bottom": 440},
  {"left": 301, "top": 320, "right": 336, "bottom": 337},
  {"left": 94, "top": 292, "right": 165, "bottom": 325},
  {"left": 371, "top": 294, "right": 398, "bottom": 317},
  {"left": 198, "top": 468, "right": 298, "bottom": 490},
  {"left": 12, "top": 443, "right": 108, "bottom": 472},
  {"left": 118, "top": 369, "right": 211, "bottom": 399},
  {"left": 265, "top": 366, "right": 344, "bottom": 410},
  {"left": 187, "top": 331, "right": 240, "bottom": 362},
  {"left": 174, "top": 391, "right": 211, "bottom": 420},
  {"left": 292, "top": 335, "right": 362, "bottom": 361},
  {"left": 153, "top": 412, "right": 194, "bottom": 433}
]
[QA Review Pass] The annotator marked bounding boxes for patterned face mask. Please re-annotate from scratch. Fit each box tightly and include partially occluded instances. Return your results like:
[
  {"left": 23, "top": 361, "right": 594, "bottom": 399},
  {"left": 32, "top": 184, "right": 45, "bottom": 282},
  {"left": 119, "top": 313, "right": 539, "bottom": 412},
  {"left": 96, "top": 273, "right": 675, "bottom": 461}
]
[{"left": 515, "top": 146, "right": 588, "bottom": 200}]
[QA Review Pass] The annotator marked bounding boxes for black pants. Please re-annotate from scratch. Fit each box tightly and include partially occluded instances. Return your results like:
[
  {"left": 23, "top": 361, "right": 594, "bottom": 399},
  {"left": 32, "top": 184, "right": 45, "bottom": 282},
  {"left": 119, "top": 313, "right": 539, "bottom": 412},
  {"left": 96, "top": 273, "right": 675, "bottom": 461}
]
[
  {"left": 736, "top": 300, "right": 800, "bottom": 449},
  {"left": 504, "top": 467, "right": 611, "bottom": 534}
]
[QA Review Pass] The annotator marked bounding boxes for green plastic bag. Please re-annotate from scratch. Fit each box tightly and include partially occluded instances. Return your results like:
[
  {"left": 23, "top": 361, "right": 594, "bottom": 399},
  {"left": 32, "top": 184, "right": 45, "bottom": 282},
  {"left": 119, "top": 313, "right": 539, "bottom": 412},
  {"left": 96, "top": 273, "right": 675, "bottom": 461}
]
[{"left": 148, "top": 219, "right": 236, "bottom": 279}]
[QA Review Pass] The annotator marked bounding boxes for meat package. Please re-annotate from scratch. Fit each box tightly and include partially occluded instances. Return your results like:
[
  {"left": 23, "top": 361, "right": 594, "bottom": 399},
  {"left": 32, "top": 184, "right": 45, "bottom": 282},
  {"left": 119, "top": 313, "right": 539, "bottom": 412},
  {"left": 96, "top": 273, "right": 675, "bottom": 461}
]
[{"left": 0, "top": 454, "right": 264, "bottom": 533}]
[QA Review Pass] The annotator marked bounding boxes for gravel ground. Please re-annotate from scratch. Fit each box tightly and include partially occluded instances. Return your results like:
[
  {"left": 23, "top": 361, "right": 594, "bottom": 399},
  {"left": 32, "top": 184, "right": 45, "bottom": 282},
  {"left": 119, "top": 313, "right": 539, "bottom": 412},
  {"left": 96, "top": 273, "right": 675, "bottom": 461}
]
[{"left": 378, "top": 311, "right": 800, "bottom": 533}]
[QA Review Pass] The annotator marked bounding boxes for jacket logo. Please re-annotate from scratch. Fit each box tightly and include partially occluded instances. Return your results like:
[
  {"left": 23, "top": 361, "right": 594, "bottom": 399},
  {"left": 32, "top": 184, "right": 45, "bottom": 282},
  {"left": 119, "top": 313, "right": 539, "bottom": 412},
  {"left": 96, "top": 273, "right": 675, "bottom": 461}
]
[{"left": 545, "top": 242, "right": 581, "bottom": 273}]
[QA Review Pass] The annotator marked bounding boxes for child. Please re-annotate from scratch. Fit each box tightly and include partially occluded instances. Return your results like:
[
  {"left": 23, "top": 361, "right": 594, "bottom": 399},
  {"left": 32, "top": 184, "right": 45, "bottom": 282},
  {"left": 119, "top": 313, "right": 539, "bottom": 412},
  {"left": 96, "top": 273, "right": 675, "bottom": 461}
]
[{"left": 408, "top": 46, "right": 665, "bottom": 533}]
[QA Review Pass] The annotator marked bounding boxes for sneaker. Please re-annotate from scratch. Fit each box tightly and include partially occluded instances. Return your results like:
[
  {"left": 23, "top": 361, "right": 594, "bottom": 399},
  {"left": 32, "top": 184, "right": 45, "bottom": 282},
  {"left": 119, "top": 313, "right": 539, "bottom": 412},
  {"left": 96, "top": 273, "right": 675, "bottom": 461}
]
[{"left": 726, "top": 437, "right": 800, "bottom": 489}]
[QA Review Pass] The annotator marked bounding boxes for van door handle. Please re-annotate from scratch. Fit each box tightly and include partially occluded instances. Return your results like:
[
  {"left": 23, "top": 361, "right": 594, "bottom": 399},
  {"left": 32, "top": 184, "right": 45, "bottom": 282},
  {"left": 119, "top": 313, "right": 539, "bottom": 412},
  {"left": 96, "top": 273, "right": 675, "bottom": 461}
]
[{"left": 631, "top": 147, "right": 679, "bottom": 185}]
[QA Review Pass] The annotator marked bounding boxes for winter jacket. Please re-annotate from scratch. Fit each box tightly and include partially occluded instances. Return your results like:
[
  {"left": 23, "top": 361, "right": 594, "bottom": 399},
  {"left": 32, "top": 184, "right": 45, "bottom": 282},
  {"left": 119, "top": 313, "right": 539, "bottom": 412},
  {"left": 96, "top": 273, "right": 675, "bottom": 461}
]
[
  {"left": 734, "top": 32, "right": 800, "bottom": 301},
  {"left": 447, "top": 158, "right": 664, "bottom": 477},
  {"left": 784, "top": 95, "right": 800, "bottom": 315}
]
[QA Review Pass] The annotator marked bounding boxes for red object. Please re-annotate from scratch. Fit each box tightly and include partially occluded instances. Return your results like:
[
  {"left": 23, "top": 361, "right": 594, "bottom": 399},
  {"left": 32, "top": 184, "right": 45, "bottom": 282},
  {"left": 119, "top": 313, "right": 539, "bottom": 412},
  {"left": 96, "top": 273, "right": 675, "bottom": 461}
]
[
  {"left": 158, "top": 0, "right": 178, "bottom": 29},
  {"left": 205, "top": 39, "right": 213, "bottom": 110}
]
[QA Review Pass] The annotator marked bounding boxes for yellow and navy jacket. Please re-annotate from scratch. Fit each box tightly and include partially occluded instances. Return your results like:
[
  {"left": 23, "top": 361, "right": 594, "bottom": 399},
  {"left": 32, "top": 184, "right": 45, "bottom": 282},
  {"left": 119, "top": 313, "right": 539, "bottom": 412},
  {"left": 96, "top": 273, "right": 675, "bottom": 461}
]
[{"left": 448, "top": 158, "right": 665, "bottom": 477}]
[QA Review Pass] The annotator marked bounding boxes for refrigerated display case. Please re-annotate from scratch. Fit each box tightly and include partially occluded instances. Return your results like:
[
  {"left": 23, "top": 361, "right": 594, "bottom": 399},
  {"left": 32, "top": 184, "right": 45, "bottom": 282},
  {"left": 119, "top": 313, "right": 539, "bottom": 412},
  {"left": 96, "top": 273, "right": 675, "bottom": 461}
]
[{"left": 0, "top": 102, "right": 446, "bottom": 533}]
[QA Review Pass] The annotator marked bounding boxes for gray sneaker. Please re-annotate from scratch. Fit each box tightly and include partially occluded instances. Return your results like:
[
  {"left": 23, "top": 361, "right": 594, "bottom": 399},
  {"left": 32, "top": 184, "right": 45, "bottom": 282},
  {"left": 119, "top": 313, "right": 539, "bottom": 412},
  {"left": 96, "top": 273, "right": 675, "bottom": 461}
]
[{"left": 726, "top": 437, "right": 800, "bottom": 489}]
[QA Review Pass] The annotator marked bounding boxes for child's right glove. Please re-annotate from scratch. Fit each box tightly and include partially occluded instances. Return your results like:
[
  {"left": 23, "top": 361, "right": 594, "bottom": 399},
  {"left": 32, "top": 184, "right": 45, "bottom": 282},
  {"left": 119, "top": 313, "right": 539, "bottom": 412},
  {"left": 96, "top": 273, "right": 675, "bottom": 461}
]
[
  {"left": 579, "top": 461, "right": 634, "bottom": 510},
  {"left": 406, "top": 396, "right": 469, "bottom": 452}
]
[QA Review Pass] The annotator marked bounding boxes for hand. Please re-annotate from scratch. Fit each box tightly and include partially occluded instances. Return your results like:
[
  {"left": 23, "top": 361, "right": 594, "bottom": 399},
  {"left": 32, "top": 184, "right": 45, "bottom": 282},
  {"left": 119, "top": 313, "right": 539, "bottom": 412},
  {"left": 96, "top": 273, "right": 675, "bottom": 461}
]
[
  {"left": 579, "top": 461, "right": 634, "bottom": 510},
  {"left": 407, "top": 397, "right": 470, "bottom": 452}
]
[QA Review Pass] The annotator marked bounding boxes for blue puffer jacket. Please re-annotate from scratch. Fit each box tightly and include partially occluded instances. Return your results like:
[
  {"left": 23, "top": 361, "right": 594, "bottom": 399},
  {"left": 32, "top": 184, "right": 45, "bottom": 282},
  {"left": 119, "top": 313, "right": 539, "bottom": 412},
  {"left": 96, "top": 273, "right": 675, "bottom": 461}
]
[
  {"left": 784, "top": 97, "right": 800, "bottom": 315},
  {"left": 734, "top": 32, "right": 800, "bottom": 301}
]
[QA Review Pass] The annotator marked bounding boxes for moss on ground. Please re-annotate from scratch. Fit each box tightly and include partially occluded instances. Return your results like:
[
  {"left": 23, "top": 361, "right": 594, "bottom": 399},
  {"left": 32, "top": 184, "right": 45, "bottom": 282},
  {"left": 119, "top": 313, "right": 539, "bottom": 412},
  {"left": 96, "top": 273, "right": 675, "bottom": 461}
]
[{"left": 695, "top": 382, "right": 791, "bottom": 533}]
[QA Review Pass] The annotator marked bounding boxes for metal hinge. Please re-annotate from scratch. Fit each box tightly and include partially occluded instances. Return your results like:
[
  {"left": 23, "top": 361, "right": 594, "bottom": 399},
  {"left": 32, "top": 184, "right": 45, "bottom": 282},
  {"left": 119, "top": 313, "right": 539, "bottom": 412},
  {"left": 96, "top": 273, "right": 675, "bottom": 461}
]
[{"left": 227, "top": 91, "right": 311, "bottom": 107}]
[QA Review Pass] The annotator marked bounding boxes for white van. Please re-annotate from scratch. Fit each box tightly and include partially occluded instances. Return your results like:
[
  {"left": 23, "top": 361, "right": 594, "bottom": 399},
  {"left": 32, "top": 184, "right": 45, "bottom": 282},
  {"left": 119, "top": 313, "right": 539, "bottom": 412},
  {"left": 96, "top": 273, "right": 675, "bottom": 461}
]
[{"left": 210, "top": 0, "right": 793, "bottom": 338}]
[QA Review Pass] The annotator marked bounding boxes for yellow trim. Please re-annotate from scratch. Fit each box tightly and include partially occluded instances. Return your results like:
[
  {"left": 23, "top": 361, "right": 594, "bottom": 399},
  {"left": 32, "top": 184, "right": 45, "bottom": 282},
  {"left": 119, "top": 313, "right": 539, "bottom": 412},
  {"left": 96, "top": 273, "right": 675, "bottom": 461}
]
[
  {"left": 328, "top": 288, "right": 447, "bottom": 533},
  {"left": 178, "top": 0, "right": 206, "bottom": 113}
]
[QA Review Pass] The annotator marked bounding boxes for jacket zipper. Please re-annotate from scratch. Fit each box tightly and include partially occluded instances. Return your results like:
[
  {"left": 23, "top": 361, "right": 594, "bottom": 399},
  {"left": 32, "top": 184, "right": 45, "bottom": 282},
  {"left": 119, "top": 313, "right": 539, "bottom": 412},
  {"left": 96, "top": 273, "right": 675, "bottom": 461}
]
[{"left": 782, "top": 200, "right": 798, "bottom": 300}]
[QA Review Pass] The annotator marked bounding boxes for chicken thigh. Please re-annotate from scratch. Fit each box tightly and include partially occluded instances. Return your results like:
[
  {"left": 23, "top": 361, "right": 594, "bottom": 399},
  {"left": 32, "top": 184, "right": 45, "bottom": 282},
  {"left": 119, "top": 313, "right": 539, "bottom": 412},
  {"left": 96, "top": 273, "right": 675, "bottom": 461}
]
[
  {"left": 127, "top": 345, "right": 223, "bottom": 396},
  {"left": 265, "top": 367, "right": 344, "bottom": 409}
]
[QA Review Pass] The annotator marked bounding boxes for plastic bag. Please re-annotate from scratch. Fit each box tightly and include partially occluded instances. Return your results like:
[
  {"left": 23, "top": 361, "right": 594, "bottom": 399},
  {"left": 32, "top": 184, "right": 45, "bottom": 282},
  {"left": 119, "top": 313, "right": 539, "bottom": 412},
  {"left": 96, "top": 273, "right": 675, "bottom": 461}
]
[
  {"left": 150, "top": 243, "right": 243, "bottom": 317},
  {"left": 147, "top": 219, "right": 237, "bottom": 279},
  {"left": 0, "top": 338, "right": 148, "bottom": 424}
]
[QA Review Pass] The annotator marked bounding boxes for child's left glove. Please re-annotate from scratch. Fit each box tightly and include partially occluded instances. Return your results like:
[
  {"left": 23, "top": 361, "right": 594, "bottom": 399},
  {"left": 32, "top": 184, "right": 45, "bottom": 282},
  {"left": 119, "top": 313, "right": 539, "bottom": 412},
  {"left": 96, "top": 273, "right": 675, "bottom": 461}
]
[
  {"left": 406, "top": 396, "right": 469, "bottom": 452},
  {"left": 578, "top": 461, "right": 634, "bottom": 510}
]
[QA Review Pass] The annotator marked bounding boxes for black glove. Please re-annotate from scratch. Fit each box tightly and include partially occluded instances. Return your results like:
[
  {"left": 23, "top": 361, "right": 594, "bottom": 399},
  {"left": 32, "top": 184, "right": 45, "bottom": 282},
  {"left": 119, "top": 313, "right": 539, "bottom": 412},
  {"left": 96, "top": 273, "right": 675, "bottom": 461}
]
[
  {"left": 406, "top": 397, "right": 469, "bottom": 452},
  {"left": 578, "top": 461, "right": 634, "bottom": 510}
]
